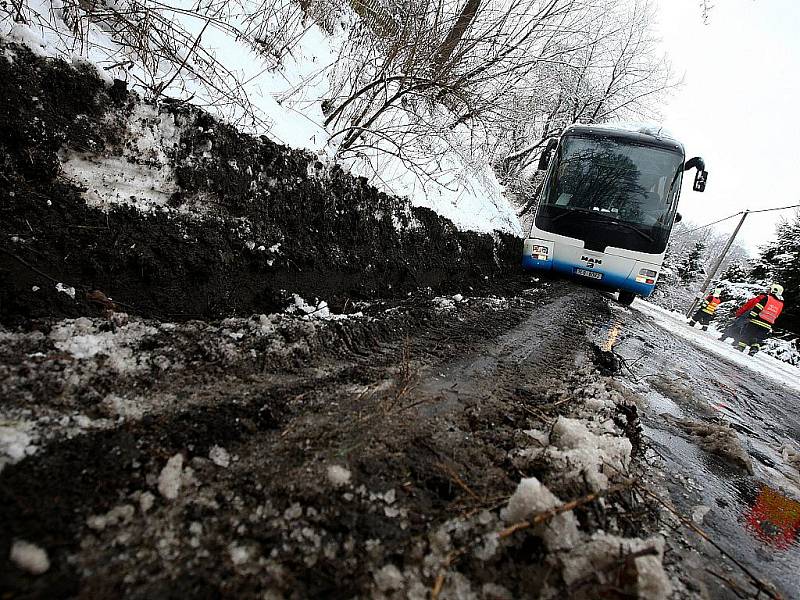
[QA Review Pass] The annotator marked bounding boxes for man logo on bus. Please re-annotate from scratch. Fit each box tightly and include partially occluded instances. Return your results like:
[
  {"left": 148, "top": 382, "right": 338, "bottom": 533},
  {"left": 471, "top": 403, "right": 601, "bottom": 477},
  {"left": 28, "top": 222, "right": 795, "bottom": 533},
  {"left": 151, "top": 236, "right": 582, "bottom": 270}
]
[{"left": 581, "top": 255, "right": 603, "bottom": 267}]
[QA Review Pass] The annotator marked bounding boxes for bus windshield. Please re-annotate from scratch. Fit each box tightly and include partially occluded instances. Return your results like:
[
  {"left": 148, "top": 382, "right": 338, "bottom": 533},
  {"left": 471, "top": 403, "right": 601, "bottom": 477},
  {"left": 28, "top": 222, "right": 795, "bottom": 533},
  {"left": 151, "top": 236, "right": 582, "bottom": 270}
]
[{"left": 535, "top": 135, "right": 684, "bottom": 252}]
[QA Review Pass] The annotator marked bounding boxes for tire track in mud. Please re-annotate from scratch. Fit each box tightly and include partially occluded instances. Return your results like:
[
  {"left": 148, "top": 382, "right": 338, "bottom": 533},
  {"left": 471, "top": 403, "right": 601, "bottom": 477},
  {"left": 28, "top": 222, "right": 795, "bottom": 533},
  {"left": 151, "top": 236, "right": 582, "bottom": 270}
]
[
  {"left": 3, "top": 282, "right": 662, "bottom": 600},
  {"left": 3, "top": 282, "right": 587, "bottom": 597}
]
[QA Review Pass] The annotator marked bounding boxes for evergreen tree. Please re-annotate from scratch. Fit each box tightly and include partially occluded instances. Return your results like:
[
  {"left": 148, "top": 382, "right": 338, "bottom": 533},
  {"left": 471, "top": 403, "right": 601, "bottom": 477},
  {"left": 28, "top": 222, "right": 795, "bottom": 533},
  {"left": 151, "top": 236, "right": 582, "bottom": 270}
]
[
  {"left": 677, "top": 241, "right": 706, "bottom": 283},
  {"left": 751, "top": 212, "right": 800, "bottom": 333},
  {"left": 721, "top": 261, "right": 750, "bottom": 282},
  {"left": 655, "top": 241, "right": 678, "bottom": 290}
]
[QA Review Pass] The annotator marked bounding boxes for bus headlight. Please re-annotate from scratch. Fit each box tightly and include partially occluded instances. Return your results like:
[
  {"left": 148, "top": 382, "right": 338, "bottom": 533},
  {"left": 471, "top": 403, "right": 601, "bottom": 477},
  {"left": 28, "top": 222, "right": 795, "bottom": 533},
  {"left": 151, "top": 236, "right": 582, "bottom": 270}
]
[{"left": 531, "top": 245, "right": 549, "bottom": 260}]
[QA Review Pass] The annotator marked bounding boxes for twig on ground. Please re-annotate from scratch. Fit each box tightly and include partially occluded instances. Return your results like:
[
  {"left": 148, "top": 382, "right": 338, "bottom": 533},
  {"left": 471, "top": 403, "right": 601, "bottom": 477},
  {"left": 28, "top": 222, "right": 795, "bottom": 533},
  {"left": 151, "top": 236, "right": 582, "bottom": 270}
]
[
  {"left": 705, "top": 568, "right": 751, "bottom": 600},
  {"left": 431, "top": 480, "right": 635, "bottom": 599},
  {"left": 568, "top": 546, "right": 659, "bottom": 593},
  {"left": 499, "top": 479, "right": 635, "bottom": 539},
  {"left": 437, "top": 462, "right": 481, "bottom": 502},
  {"left": 0, "top": 245, "right": 74, "bottom": 287},
  {"left": 431, "top": 547, "right": 466, "bottom": 600},
  {"left": 520, "top": 403, "right": 555, "bottom": 424}
]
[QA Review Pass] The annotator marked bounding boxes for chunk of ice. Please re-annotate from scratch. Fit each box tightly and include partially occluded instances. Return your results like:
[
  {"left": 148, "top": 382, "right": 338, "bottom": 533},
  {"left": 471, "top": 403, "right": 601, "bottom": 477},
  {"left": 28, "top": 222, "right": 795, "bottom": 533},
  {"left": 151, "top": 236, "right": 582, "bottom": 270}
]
[
  {"left": 157, "top": 453, "right": 184, "bottom": 500},
  {"left": 9, "top": 540, "right": 50, "bottom": 575}
]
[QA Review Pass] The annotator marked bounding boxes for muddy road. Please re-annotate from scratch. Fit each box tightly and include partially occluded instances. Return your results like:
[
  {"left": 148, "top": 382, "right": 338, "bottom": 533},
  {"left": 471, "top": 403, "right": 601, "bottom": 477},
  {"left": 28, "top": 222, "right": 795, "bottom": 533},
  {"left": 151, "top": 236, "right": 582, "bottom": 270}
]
[
  {"left": 1, "top": 280, "right": 798, "bottom": 599},
  {"left": 617, "top": 301, "right": 800, "bottom": 599}
]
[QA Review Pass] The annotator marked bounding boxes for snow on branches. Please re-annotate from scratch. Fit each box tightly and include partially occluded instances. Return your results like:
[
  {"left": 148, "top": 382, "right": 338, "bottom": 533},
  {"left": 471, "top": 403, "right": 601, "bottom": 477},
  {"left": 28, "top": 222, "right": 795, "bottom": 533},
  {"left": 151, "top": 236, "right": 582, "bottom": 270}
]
[{"left": 1, "top": 0, "right": 673, "bottom": 230}]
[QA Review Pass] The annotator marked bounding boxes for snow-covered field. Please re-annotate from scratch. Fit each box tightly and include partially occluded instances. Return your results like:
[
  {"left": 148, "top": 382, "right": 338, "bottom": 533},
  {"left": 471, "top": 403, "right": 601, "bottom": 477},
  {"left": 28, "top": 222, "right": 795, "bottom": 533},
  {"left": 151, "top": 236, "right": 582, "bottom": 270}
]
[{"left": 632, "top": 299, "right": 800, "bottom": 392}]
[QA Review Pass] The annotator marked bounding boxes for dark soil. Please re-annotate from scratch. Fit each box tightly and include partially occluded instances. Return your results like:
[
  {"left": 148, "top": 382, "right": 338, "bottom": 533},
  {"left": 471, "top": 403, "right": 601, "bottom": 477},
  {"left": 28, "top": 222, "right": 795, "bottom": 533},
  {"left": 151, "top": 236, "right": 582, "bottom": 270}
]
[
  {"left": 0, "top": 283, "right": 660, "bottom": 599},
  {"left": 0, "top": 40, "right": 522, "bottom": 326}
]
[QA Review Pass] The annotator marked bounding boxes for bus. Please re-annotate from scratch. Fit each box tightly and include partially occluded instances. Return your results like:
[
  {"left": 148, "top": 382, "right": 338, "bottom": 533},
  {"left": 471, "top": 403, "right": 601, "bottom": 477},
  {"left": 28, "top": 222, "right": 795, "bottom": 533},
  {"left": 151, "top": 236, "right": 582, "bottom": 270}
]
[{"left": 522, "top": 123, "right": 708, "bottom": 305}]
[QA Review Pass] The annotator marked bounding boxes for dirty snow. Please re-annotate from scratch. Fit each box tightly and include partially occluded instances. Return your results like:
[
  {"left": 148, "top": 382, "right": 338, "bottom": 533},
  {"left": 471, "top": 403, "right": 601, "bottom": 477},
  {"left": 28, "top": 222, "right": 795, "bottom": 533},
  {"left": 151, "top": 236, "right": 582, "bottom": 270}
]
[
  {"left": 55, "top": 282, "right": 76, "bottom": 299},
  {"left": 139, "top": 492, "right": 155, "bottom": 514},
  {"left": 9, "top": 540, "right": 50, "bottom": 575},
  {"left": 547, "top": 416, "right": 632, "bottom": 492},
  {"left": 664, "top": 416, "right": 754, "bottom": 474},
  {"left": 285, "top": 294, "right": 362, "bottom": 321},
  {"left": 501, "top": 476, "right": 580, "bottom": 551},
  {"left": 86, "top": 504, "right": 135, "bottom": 531},
  {"left": 327, "top": 465, "right": 351, "bottom": 488},
  {"left": 59, "top": 104, "right": 181, "bottom": 212},
  {"left": 560, "top": 532, "right": 671, "bottom": 600},
  {"left": 50, "top": 317, "right": 158, "bottom": 372},
  {"left": 209, "top": 445, "right": 231, "bottom": 468},
  {"left": 157, "top": 453, "right": 184, "bottom": 500},
  {"left": 0, "top": 424, "right": 37, "bottom": 471},
  {"left": 228, "top": 543, "right": 254, "bottom": 566},
  {"left": 0, "top": 287, "right": 691, "bottom": 598}
]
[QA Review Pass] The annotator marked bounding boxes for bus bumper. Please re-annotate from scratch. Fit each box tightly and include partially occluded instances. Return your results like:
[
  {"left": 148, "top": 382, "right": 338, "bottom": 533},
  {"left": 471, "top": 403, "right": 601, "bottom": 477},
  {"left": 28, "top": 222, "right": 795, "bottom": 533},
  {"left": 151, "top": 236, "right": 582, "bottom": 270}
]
[
  {"left": 553, "top": 263, "right": 657, "bottom": 297},
  {"left": 522, "top": 239, "right": 657, "bottom": 297}
]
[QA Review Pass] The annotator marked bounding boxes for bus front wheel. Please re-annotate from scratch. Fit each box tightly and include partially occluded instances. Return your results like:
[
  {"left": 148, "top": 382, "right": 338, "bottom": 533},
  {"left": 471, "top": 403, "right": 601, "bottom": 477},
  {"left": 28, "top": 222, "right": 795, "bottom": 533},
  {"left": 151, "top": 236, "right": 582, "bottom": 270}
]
[{"left": 617, "top": 291, "right": 636, "bottom": 306}]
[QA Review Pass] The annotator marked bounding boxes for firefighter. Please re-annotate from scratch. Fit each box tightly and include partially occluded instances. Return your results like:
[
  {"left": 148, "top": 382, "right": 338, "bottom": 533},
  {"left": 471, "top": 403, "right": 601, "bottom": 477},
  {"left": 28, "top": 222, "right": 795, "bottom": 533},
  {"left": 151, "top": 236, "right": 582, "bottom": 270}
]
[
  {"left": 723, "top": 283, "right": 785, "bottom": 356},
  {"left": 688, "top": 287, "right": 723, "bottom": 331}
]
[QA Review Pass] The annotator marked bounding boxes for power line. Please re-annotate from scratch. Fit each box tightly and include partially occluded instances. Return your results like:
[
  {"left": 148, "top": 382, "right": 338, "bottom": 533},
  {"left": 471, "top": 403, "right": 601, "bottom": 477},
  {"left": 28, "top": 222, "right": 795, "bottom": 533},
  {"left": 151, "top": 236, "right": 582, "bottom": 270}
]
[
  {"left": 673, "top": 202, "right": 800, "bottom": 237},
  {"left": 673, "top": 211, "right": 743, "bottom": 237},
  {"left": 681, "top": 202, "right": 800, "bottom": 316},
  {"left": 748, "top": 202, "right": 800, "bottom": 214}
]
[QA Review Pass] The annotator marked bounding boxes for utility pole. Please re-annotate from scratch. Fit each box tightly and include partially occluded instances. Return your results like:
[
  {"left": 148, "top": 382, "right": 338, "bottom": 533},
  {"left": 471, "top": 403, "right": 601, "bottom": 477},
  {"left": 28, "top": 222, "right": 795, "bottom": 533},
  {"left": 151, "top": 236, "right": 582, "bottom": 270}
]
[{"left": 685, "top": 210, "right": 749, "bottom": 318}]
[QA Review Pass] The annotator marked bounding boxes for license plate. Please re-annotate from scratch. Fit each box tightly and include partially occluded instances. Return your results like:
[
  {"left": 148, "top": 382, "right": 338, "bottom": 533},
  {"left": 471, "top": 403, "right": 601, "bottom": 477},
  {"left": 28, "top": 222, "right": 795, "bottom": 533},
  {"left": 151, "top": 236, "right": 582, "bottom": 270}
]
[{"left": 574, "top": 267, "right": 603, "bottom": 280}]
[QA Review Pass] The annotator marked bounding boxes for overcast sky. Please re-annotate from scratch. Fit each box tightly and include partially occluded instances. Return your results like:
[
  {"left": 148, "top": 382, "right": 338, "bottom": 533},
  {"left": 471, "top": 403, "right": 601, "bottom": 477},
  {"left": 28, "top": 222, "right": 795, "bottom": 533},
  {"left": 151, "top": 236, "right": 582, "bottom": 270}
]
[{"left": 653, "top": 0, "right": 800, "bottom": 252}]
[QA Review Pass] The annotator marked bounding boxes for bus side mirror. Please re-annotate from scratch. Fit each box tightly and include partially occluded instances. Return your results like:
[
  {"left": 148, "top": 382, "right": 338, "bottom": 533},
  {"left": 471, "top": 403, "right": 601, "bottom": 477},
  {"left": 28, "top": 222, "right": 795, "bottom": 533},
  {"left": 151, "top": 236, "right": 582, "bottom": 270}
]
[
  {"left": 684, "top": 157, "right": 707, "bottom": 192},
  {"left": 537, "top": 138, "right": 558, "bottom": 170},
  {"left": 675, "top": 212, "right": 683, "bottom": 223},
  {"left": 693, "top": 170, "right": 708, "bottom": 192}
]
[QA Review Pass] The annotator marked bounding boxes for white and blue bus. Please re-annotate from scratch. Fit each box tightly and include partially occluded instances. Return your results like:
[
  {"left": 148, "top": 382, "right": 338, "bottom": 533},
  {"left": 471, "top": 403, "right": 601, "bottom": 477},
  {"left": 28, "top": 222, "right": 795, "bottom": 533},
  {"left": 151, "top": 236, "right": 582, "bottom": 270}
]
[{"left": 522, "top": 124, "right": 707, "bottom": 305}]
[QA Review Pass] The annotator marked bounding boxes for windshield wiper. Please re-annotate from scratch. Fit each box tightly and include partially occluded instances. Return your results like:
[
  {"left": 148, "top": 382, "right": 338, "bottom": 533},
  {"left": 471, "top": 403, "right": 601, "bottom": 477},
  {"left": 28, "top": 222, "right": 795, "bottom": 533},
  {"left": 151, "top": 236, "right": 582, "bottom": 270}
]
[
  {"left": 603, "top": 219, "right": 654, "bottom": 242},
  {"left": 547, "top": 210, "right": 654, "bottom": 242},
  {"left": 550, "top": 208, "right": 597, "bottom": 223}
]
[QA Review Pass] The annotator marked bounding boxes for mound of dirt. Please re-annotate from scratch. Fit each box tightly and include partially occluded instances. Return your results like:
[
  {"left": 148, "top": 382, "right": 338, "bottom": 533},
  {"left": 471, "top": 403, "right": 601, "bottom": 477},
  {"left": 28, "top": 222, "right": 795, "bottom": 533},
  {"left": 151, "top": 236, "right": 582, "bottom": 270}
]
[{"left": 0, "top": 39, "right": 522, "bottom": 325}]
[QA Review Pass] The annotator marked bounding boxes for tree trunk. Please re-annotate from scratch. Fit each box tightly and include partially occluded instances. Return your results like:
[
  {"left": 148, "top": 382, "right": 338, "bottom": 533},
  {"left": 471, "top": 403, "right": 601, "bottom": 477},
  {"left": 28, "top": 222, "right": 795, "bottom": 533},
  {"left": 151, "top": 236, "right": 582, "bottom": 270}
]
[{"left": 433, "top": 0, "right": 481, "bottom": 72}]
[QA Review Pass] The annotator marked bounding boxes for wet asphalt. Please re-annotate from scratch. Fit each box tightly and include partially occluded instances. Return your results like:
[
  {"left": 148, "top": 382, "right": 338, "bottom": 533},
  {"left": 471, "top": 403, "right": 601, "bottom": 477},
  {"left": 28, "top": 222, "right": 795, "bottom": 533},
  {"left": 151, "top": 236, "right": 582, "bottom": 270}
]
[{"left": 607, "top": 300, "right": 800, "bottom": 599}]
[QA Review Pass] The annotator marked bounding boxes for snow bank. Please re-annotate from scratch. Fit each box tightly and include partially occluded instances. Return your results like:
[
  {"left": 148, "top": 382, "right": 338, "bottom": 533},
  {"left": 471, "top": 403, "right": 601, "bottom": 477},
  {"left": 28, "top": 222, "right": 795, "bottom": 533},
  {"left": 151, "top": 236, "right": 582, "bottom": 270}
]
[
  {"left": 373, "top": 564, "right": 404, "bottom": 592},
  {"left": 2, "top": 2, "right": 521, "bottom": 236},
  {"left": 342, "top": 135, "right": 521, "bottom": 235}
]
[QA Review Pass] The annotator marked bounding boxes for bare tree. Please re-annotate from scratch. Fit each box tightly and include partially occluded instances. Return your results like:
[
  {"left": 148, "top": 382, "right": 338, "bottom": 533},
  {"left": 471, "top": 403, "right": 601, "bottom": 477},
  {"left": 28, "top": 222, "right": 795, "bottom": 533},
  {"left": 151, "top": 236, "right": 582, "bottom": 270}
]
[
  {"left": 3, "top": 0, "right": 676, "bottom": 208},
  {"left": 498, "top": 0, "right": 677, "bottom": 212}
]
